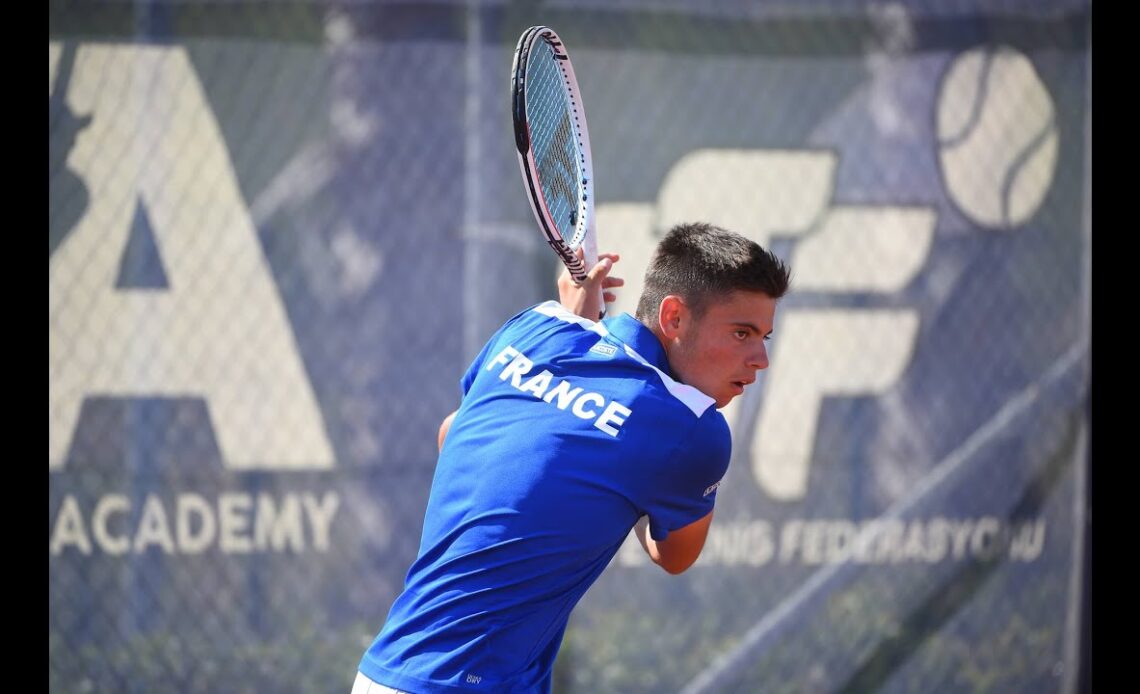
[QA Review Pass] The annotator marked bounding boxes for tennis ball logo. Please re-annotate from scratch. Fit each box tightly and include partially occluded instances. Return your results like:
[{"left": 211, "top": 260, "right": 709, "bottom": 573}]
[{"left": 936, "top": 46, "right": 1058, "bottom": 229}]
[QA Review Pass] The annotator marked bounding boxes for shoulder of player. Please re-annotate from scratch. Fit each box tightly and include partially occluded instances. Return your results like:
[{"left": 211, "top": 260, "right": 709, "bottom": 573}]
[
  {"left": 502, "top": 301, "right": 616, "bottom": 350},
  {"left": 527, "top": 300, "right": 601, "bottom": 330},
  {"left": 668, "top": 408, "right": 732, "bottom": 466}
]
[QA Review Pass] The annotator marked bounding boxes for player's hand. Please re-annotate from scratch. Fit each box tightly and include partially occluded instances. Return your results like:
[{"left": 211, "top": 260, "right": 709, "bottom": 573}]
[{"left": 558, "top": 250, "right": 623, "bottom": 320}]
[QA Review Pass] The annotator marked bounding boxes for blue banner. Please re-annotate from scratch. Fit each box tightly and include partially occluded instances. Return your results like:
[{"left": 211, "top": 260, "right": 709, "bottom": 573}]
[{"left": 49, "top": 2, "right": 1090, "bottom": 692}]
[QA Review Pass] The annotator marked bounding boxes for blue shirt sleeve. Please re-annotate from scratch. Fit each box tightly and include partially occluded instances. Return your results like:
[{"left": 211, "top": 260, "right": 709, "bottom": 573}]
[{"left": 644, "top": 410, "right": 731, "bottom": 542}]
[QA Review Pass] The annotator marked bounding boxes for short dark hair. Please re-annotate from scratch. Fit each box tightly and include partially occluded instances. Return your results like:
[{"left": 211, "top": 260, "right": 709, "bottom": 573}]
[{"left": 635, "top": 222, "right": 791, "bottom": 323}]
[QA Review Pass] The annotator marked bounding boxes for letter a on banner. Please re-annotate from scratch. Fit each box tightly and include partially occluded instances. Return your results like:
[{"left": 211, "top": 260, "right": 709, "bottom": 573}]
[{"left": 49, "top": 43, "right": 335, "bottom": 470}]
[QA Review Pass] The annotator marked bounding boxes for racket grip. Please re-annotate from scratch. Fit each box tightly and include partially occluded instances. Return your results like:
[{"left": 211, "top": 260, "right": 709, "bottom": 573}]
[{"left": 581, "top": 229, "right": 603, "bottom": 320}]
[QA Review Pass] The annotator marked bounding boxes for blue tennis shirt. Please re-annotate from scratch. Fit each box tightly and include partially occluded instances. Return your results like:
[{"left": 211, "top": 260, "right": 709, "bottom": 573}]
[{"left": 359, "top": 301, "right": 731, "bottom": 693}]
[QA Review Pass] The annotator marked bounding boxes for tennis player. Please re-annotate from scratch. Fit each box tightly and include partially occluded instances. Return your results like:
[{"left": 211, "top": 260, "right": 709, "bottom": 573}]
[{"left": 353, "top": 222, "right": 791, "bottom": 694}]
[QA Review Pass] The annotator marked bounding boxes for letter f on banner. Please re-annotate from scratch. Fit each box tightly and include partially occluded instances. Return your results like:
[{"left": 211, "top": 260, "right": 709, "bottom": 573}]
[
  {"left": 606, "top": 149, "right": 932, "bottom": 501},
  {"left": 49, "top": 43, "right": 335, "bottom": 470}
]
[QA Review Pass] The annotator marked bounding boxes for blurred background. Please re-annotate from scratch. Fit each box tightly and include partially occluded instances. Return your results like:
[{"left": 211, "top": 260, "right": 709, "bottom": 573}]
[{"left": 49, "top": 0, "right": 1091, "bottom": 692}]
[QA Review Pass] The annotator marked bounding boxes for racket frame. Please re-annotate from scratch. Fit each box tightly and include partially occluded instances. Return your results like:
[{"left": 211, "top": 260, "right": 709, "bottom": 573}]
[{"left": 511, "top": 25, "right": 598, "bottom": 286}]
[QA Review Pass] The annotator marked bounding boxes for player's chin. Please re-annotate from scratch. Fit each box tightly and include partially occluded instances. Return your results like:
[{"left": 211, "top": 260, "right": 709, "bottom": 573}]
[{"left": 716, "top": 383, "right": 746, "bottom": 408}]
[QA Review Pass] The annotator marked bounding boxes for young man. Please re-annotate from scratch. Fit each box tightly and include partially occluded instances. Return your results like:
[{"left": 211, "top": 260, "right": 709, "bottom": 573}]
[{"left": 354, "top": 222, "right": 791, "bottom": 694}]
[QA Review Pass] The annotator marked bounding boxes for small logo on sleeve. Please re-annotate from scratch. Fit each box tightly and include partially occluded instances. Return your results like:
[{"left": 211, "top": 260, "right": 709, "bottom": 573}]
[
  {"left": 588, "top": 342, "right": 618, "bottom": 358},
  {"left": 703, "top": 480, "right": 723, "bottom": 497}
]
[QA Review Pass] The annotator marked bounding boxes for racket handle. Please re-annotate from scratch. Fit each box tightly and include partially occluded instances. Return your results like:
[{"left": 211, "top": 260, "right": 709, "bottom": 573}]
[{"left": 581, "top": 228, "right": 604, "bottom": 320}]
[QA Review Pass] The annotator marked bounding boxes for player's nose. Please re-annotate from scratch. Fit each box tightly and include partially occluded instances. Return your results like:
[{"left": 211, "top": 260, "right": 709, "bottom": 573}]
[{"left": 746, "top": 343, "right": 769, "bottom": 371}]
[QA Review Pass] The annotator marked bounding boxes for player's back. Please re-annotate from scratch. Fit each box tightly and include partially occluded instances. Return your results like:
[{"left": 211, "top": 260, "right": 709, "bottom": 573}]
[{"left": 359, "top": 302, "right": 730, "bottom": 693}]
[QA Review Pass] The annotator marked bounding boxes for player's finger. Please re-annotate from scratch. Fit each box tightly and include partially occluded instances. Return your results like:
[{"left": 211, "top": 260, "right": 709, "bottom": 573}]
[{"left": 585, "top": 256, "right": 614, "bottom": 285}]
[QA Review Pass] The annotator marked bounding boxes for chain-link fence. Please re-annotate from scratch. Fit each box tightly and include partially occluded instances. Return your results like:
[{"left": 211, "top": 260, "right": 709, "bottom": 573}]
[{"left": 49, "top": 1, "right": 1091, "bottom": 692}]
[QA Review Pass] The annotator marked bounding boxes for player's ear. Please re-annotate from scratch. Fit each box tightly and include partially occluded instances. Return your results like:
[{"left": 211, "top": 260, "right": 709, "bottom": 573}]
[{"left": 658, "top": 295, "right": 686, "bottom": 339}]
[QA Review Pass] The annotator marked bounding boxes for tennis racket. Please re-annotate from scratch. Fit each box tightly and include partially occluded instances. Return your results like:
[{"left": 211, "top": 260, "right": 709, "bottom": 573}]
[{"left": 511, "top": 25, "right": 604, "bottom": 317}]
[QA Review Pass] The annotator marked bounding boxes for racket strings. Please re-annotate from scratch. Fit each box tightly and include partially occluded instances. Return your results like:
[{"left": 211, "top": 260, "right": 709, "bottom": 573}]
[{"left": 526, "top": 41, "right": 585, "bottom": 246}]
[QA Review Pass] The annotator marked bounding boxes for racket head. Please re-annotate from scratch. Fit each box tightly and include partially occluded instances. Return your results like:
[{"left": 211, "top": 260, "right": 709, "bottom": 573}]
[{"left": 511, "top": 25, "right": 597, "bottom": 283}]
